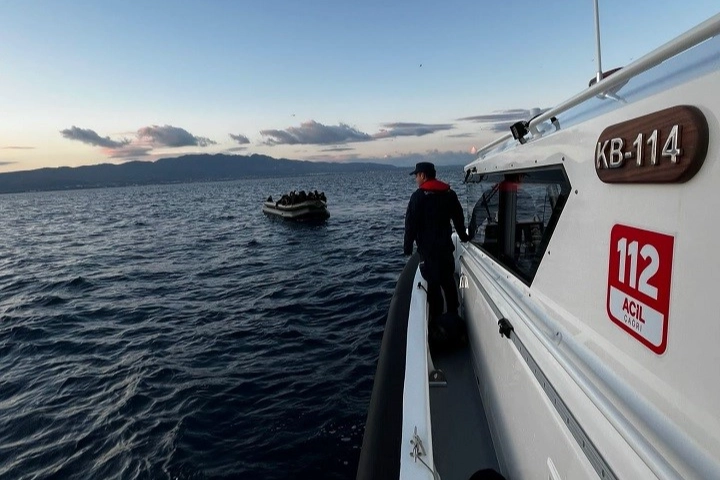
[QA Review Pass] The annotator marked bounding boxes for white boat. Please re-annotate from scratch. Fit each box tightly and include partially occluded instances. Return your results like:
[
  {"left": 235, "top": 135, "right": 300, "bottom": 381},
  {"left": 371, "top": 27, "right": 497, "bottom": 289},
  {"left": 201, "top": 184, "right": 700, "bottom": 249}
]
[{"left": 358, "top": 12, "right": 720, "bottom": 480}]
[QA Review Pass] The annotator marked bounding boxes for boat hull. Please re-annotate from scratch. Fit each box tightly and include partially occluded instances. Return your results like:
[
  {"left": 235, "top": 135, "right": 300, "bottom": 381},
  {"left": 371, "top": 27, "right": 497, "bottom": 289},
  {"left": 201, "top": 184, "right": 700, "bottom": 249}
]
[
  {"left": 262, "top": 200, "right": 329, "bottom": 221},
  {"left": 359, "top": 14, "right": 720, "bottom": 480}
]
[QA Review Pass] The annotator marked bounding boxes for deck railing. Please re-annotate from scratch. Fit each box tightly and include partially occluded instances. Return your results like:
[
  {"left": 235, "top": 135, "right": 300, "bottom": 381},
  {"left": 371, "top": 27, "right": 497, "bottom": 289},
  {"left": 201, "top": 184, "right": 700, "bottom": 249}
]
[{"left": 472, "top": 13, "right": 720, "bottom": 162}]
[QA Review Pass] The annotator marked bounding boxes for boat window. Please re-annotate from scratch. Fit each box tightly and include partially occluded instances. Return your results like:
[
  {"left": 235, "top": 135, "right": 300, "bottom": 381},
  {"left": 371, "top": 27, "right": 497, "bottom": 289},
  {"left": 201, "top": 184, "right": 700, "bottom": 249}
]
[{"left": 465, "top": 167, "right": 571, "bottom": 284}]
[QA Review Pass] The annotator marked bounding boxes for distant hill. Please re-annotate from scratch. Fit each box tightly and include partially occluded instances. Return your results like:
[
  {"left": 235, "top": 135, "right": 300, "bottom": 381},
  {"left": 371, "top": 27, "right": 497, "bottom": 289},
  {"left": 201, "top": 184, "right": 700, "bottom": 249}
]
[{"left": 0, "top": 154, "right": 398, "bottom": 194}]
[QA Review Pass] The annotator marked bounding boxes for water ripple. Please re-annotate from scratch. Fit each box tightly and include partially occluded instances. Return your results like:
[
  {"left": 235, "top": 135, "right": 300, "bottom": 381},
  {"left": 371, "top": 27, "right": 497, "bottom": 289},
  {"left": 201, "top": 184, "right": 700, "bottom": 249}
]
[{"left": 0, "top": 169, "right": 466, "bottom": 479}]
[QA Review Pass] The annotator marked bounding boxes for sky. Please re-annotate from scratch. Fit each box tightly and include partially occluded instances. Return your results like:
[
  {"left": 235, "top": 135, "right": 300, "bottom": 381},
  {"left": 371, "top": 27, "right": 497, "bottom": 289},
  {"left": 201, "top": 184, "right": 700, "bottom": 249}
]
[{"left": 1, "top": 1, "right": 718, "bottom": 173}]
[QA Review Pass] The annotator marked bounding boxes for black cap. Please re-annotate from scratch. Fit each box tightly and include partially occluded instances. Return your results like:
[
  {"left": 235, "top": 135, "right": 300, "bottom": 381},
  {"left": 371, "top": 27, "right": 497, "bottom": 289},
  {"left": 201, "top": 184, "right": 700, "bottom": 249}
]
[{"left": 409, "top": 162, "right": 436, "bottom": 176}]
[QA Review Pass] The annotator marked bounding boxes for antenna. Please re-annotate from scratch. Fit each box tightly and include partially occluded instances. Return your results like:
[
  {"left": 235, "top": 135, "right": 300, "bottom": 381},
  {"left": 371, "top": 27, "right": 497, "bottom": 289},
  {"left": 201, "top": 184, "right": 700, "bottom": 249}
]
[{"left": 593, "top": 0, "right": 603, "bottom": 84}]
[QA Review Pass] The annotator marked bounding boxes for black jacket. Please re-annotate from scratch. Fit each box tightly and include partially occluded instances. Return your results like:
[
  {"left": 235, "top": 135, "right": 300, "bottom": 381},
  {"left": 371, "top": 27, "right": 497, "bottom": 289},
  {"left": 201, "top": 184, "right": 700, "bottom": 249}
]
[{"left": 404, "top": 179, "right": 470, "bottom": 257}]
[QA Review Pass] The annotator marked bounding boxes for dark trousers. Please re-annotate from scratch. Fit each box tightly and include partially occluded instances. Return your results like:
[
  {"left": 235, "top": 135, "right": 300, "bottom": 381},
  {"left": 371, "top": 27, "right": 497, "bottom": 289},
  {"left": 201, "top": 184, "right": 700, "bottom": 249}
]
[{"left": 419, "top": 251, "right": 459, "bottom": 319}]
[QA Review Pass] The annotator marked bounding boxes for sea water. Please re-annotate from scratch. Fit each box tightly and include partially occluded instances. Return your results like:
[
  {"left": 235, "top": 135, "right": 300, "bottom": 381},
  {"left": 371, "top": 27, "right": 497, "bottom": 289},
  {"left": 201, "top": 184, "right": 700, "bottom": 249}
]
[{"left": 0, "top": 168, "right": 466, "bottom": 479}]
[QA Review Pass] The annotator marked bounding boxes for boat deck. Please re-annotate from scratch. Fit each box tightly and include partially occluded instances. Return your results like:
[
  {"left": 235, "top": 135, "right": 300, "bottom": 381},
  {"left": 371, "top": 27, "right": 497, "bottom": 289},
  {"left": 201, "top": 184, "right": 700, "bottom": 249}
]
[{"left": 430, "top": 344, "right": 500, "bottom": 480}]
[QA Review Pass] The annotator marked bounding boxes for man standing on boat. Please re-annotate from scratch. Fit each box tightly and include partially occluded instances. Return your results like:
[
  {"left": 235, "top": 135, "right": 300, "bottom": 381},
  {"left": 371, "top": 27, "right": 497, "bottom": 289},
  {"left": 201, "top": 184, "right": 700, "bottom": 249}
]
[{"left": 404, "top": 162, "right": 470, "bottom": 321}]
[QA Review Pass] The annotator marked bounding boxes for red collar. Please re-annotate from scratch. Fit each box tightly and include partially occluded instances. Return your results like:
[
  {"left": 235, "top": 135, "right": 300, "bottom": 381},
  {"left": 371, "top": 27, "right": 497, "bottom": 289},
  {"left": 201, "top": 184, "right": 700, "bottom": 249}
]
[{"left": 420, "top": 179, "right": 450, "bottom": 192}]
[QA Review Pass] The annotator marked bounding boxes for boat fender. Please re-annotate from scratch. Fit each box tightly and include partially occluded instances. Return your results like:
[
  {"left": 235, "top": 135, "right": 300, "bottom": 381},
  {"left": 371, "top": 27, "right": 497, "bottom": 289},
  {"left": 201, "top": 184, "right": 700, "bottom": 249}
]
[
  {"left": 357, "top": 254, "right": 420, "bottom": 480},
  {"left": 498, "top": 318, "right": 514, "bottom": 339}
]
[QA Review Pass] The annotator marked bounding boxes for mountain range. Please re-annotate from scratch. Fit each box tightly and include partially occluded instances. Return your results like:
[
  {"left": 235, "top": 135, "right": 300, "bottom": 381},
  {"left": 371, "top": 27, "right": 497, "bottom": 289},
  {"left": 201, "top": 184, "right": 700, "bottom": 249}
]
[{"left": 0, "top": 154, "right": 400, "bottom": 194}]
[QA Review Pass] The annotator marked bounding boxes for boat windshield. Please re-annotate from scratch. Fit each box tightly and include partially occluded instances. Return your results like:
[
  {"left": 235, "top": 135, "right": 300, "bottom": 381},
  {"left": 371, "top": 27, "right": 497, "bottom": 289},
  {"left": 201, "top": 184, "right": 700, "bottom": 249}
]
[{"left": 466, "top": 167, "right": 571, "bottom": 284}]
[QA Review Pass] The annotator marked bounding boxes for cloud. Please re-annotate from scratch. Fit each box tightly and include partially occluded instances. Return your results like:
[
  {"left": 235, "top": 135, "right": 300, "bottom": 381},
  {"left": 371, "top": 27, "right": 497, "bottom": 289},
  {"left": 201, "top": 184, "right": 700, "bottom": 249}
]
[
  {"left": 447, "top": 133, "right": 474, "bottom": 138},
  {"left": 371, "top": 149, "right": 473, "bottom": 167},
  {"left": 0, "top": 161, "right": 17, "bottom": 166},
  {"left": 373, "top": 122, "right": 454, "bottom": 139},
  {"left": 310, "top": 149, "right": 473, "bottom": 168},
  {"left": 227, "top": 146, "right": 248, "bottom": 152},
  {"left": 61, "top": 124, "right": 218, "bottom": 162},
  {"left": 320, "top": 146, "right": 355, "bottom": 152},
  {"left": 261, "top": 120, "right": 372, "bottom": 146},
  {"left": 457, "top": 108, "right": 548, "bottom": 132},
  {"left": 60, "top": 126, "right": 131, "bottom": 148},
  {"left": 229, "top": 133, "right": 250, "bottom": 145},
  {"left": 137, "top": 125, "right": 216, "bottom": 147},
  {"left": 105, "top": 146, "right": 153, "bottom": 159},
  {"left": 259, "top": 120, "right": 459, "bottom": 147},
  {"left": 2, "top": 146, "right": 35, "bottom": 150}
]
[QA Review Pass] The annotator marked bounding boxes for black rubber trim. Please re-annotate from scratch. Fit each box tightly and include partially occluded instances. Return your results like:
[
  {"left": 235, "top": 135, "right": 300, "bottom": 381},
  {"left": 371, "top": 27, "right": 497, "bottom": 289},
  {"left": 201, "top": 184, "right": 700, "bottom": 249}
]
[
  {"left": 498, "top": 318, "right": 514, "bottom": 339},
  {"left": 357, "top": 253, "right": 420, "bottom": 480}
]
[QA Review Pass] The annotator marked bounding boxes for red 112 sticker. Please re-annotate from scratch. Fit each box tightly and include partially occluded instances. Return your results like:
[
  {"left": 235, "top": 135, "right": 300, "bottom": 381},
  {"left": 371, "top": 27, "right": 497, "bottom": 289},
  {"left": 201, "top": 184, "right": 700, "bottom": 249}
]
[{"left": 607, "top": 224, "right": 674, "bottom": 354}]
